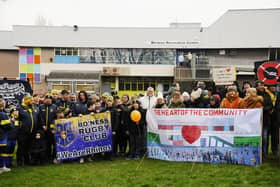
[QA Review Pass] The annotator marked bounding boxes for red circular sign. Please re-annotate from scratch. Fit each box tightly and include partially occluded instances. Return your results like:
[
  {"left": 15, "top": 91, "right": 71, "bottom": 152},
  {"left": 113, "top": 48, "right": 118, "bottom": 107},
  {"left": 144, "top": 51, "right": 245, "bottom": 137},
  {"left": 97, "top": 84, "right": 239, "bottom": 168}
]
[{"left": 257, "top": 62, "right": 280, "bottom": 85}]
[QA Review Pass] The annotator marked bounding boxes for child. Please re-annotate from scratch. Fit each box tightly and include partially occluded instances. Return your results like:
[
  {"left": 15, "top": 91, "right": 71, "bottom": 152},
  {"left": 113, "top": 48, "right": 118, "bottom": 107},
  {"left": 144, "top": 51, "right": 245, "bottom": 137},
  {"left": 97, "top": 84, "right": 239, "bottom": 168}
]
[
  {"left": 126, "top": 100, "right": 146, "bottom": 160},
  {"left": 30, "top": 130, "right": 47, "bottom": 165}
]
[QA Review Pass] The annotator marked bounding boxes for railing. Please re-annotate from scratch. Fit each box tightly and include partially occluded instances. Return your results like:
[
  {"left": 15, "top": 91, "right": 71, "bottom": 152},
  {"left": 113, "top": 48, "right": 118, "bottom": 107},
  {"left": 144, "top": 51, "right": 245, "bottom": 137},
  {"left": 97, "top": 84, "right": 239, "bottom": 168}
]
[{"left": 175, "top": 56, "right": 212, "bottom": 81}]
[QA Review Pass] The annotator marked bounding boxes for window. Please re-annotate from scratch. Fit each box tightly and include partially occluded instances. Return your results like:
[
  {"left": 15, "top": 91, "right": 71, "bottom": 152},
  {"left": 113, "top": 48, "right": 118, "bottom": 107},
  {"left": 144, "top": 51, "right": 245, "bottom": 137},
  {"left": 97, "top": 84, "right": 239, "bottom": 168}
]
[
  {"left": 55, "top": 48, "right": 60, "bottom": 56},
  {"left": 125, "top": 83, "right": 130, "bottom": 90},
  {"left": 54, "top": 48, "right": 79, "bottom": 56},
  {"left": 132, "top": 82, "right": 137, "bottom": 91},
  {"left": 52, "top": 85, "right": 71, "bottom": 91},
  {"left": 119, "top": 80, "right": 124, "bottom": 91},
  {"left": 66, "top": 48, "right": 73, "bottom": 56},
  {"left": 76, "top": 85, "right": 94, "bottom": 92}
]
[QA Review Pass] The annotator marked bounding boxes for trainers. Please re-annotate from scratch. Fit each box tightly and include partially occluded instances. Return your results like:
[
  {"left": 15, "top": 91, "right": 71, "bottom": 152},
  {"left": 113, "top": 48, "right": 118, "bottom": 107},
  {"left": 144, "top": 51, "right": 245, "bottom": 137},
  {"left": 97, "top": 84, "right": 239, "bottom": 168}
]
[
  {"left": 53, "top": 159, "right": 61, "bottom": 164},
  {"left": 134, "top": 155, "right": 140, "bottom": 160},
  {"left": 79, "top": 158, "right": 84, "bottom": 164},
  {"left": 126, "top": 155, "right": 133, "bottom": 160},
  {"left": 0, "top": 167, "right": 11, "bottom": 172}
]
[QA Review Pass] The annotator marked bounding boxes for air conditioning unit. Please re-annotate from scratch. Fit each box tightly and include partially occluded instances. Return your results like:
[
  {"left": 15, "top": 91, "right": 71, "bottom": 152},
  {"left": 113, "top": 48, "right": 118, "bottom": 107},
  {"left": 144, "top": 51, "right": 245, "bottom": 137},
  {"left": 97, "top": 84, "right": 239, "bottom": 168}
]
[{"left": 219, "top": 50, "right": 226, "bottom": 55}]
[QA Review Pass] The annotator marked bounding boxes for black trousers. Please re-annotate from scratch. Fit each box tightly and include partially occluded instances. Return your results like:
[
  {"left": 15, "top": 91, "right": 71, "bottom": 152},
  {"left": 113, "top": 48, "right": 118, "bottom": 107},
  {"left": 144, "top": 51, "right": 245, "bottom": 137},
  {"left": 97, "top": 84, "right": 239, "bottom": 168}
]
[
  {"left": 118, "top": 127, "right": 129, "bottom": 154},
  {"left": 128, "top": 133, "right": 143, "bottom": 156},
  {"left": 17, "top": 133, "right": 31, "bottom": 166},
  {"left": 46, "top": 131, "right": 56, "bottom": 161}
]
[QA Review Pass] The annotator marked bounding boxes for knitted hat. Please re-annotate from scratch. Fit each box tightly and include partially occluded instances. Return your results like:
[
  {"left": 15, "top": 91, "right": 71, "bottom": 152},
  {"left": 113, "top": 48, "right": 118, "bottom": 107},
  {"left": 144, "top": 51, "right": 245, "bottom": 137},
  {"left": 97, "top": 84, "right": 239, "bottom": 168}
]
[
  {"left": 107, "top": 96, "right": 114, "bottom": 102},
  {"left": 255, "top": 80, "right": 264, "bottom": 87},
  {"left": 227, "top": 85, "right": 237, "bottom": 92},
  {"left": 182, "top": 92, "right": 190, "bottom": 98},
  {"left": 45, "top": 93, "right": 53, "bottom": 99}
]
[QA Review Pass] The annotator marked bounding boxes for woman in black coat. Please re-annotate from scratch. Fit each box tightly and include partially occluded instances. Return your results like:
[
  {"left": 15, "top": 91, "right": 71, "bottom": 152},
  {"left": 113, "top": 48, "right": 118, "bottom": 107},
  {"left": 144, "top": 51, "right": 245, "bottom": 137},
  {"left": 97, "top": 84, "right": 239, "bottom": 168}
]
[{"left": 126, "top": 100, "right": 146, "bottom": 160}]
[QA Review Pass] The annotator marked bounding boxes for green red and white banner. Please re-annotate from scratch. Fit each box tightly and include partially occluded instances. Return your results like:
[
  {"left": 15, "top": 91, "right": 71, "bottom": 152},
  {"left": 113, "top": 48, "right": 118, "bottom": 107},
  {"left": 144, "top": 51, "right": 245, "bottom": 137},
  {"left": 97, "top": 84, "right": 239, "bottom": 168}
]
[{"left": 147, "top": 108, "right": 262, "bottom": 166}]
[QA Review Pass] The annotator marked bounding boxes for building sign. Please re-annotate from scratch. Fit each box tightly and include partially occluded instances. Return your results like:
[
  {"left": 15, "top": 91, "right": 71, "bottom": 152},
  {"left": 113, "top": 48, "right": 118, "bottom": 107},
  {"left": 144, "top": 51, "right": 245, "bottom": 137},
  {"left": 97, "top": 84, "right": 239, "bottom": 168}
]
[
  {"left": 212, "top": 67, "right": 236, "bottom": 85},
  {"left": 102, "top": 67, "right": 120, "bottom": 76},
  {"left": 257, "top": 61, "right": 280, "bottom": 85}
]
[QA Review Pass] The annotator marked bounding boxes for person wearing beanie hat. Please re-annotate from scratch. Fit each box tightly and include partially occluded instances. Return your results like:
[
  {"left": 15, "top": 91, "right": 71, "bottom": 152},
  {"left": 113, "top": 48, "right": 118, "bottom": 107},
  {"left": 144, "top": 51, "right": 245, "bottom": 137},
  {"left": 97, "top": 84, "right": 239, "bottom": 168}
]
[
  {"left": 168, "top": 91, "right": 185, "bottom": 108},
  {"left": 17, "top": 93, "right": 40, "bottom": 166},
  {"left": 155, "top": 92, "right": 167, "bottom": 109},
  {"left": 209, "top": 94, "right": 221, "bottom": 108},
  {"left": 182, "top": 91, "right": 191, "bottom": 108},
  {"left": 101, "top": 92, "right": 109, "bottom": 109},
  {"left": 220, "top": 85, "right": 244, "bottom": 108},
  {"left": 89, "top": 94, "right": 100, "bottom": 104},
  {"left": 38, "top": 92, "right": 57, "bottom": 163}
]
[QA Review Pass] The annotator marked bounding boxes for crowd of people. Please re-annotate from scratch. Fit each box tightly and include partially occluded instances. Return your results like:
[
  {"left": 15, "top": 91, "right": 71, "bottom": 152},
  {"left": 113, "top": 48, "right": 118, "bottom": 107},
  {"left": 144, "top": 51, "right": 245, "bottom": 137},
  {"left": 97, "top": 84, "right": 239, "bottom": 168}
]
[{"left": 0, "top": 79, "right": 279, "bottom": 173}]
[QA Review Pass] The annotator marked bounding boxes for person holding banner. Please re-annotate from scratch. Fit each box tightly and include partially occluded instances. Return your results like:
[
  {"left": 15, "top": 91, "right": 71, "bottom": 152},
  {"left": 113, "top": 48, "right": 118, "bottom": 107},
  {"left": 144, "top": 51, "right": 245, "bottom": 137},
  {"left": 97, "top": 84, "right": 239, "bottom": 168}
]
[
  {"left": 220, "top": 86, "right": 244, "bottom": 109},
  {"left": 126, "top": 100, "right": 145, "bottom": 160},
  {"left": 105, "top": 96, "right": 120, "bottom": 159}
]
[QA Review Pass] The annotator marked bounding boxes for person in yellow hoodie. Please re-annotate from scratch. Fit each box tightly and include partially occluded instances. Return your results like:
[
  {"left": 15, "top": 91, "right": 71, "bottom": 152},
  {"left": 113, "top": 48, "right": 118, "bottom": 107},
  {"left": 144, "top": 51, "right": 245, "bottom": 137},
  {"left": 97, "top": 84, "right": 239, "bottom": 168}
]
[{"left": 265, "top": 84, "right": 279, "bottom": 155}]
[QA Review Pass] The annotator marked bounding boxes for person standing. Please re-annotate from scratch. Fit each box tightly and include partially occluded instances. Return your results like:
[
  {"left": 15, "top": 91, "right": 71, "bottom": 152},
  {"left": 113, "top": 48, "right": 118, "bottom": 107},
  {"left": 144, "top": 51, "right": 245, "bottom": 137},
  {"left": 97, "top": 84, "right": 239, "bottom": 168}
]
[
  {"left": 0, "top": 99, "right": 12, "bottom": 173},
  {"left": 126, "top": 100, "right": 146, "bottom": 160},
  {"left": 72, "top": 91, "right": 89, "bottom": 117},
  {"left": 17, "top": 94, "right": 39, "bottom": 166},
  {"left": 105, "top": 96, "right": 120, "bottom": 159},
  {"left": 38, "top": 94, "right": 57, "bottom": 163},
  {"left": 139, "top": 87, "right": 157, "bottom": 110},
  {"left": 220, "top": 86, "right": 244, "bottom": 109},
  {"left": 56, "top": 90, "right": 73, "bottom": 116},
  {"left": 241, "top": 88, "right": 263, "bottom": 108},
  {"left": 265, "top": 84, "right": 279, "bottom": 155},
  {"left": 119, "top": 94, "right": 130, "bottom": 156},
  {"left": 255, "top": 81, "right": 273, "bottom": 158}
]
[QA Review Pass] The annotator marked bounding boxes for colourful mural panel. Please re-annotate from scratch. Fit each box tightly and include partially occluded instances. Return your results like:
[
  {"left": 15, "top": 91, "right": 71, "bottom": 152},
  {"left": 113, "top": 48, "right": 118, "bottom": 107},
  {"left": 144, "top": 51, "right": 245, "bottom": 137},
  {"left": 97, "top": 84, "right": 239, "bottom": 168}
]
[{"left": 19, "top": 48, "right": 41, "bottom": 83}]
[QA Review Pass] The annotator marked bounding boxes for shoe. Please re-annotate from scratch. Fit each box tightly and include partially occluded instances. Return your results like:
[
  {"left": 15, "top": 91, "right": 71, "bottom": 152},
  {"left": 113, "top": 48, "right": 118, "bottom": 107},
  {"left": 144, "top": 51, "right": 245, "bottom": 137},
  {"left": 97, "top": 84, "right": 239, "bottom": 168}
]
[
  {"left": 134, "top": 155, "right": 140, "bottom": 160},
  {"left": 79, "top": 158, "right": 84, "bottom": 164},
  {"left": 53, "top": 159, "right": 61, "bottom": 164},
  {"left": 87, "top": 157, "right": 93, "bottom": 162},
  {"left": 126, "top": 155, "right": 133, "bottom": 160},
  {"left": 0, "top": 167, "right": 11, "bottom": 172}
]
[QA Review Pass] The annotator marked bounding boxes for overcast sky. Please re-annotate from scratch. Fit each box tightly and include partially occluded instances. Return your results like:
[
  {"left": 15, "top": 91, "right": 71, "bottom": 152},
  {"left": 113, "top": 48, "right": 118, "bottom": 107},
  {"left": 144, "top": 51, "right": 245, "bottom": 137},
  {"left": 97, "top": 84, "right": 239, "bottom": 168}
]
[{"left": 0, "top": 0, "right": 279, "bottom": 30}]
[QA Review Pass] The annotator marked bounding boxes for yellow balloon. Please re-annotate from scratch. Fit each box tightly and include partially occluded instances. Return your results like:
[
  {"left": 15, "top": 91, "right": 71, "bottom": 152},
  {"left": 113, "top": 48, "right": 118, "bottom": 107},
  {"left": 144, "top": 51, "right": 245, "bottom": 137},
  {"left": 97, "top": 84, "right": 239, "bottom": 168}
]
[{"left": 130, "top": 110, "right": 141, "bottom": 123}]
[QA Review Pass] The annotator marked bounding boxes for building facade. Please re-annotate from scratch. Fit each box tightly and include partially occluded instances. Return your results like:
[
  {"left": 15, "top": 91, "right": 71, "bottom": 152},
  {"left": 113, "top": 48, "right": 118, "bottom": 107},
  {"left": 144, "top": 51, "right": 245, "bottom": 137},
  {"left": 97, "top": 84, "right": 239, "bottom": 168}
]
[{"left": 0, "top": 8, "right": 279, "bottom": 95}]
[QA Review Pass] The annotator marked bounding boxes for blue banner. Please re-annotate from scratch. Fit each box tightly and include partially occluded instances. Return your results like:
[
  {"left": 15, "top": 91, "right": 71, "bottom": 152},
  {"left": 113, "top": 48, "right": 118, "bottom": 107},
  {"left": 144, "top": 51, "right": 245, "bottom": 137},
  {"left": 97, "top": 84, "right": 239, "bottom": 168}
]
[{"left": 55, "top": 112, "right": 112, "bottom": 161}]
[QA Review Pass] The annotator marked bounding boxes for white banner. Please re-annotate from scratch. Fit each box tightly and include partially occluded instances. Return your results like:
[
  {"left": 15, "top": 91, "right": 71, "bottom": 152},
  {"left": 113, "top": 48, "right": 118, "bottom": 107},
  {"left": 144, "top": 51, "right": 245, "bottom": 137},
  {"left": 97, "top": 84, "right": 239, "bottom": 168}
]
[{"left": 147, "top": 108, "right": 262, "bottom": 166}]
